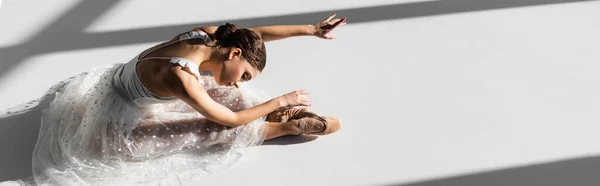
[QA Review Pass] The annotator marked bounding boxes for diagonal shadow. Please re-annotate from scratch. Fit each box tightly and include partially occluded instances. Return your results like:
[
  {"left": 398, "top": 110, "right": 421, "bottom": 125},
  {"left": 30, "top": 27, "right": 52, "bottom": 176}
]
[
  {"left": 0, "top": 0, "right": 121, "bottom": 80},
  {"left": 383, "top": 155, "right": 600, "bottom": 186},
  {"left": 0, "top": 0, "right": 597, "bottom": 82}
]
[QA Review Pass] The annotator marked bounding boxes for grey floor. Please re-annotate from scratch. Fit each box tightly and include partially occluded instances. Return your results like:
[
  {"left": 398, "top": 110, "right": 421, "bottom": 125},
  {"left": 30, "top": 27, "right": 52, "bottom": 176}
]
[{"left": 1, "top": 0, "right": 600, "bottom": 185}]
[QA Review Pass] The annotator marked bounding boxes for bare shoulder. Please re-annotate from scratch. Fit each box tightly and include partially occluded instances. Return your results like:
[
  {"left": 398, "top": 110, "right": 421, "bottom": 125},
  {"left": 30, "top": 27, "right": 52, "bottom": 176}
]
[
  {"left": 165, "top": 66, "right": 205, "bottom": 100},
  {"left": 194, "top": 26, "right": 218, "bottom": 34},
  {"left": 192, "top": 26, "right": 218, "bottom": 40}
]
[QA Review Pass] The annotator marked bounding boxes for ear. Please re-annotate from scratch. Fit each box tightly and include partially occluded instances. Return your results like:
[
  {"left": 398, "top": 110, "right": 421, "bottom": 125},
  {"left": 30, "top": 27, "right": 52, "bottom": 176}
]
[{"left": 227, "top": 48, "right": 243, "bottom": 60}]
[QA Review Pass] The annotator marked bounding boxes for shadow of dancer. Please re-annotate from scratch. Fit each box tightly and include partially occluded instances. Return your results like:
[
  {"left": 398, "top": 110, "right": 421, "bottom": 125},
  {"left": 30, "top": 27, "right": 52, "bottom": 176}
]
[{"left": 0, "top": 76, "right": 76, "bottom": 182}]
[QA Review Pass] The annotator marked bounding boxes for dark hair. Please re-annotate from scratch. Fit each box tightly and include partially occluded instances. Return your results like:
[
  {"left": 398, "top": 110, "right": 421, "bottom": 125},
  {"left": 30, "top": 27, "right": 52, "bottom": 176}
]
[{"left": 214, "top": 23, "right": 266, "bottom": 72}]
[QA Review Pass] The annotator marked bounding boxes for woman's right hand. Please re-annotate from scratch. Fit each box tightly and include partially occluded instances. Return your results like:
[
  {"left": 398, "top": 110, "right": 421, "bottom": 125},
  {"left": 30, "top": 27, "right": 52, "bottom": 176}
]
[{"left": 277, "top": 90, "right": 312, "bottom": 107}]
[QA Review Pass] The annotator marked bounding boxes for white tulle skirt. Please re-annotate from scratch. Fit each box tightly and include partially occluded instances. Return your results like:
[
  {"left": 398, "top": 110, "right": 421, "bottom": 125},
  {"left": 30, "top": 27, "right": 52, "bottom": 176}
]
[{"left": 31, "top": 63, "right": 272, "bottom": 185}]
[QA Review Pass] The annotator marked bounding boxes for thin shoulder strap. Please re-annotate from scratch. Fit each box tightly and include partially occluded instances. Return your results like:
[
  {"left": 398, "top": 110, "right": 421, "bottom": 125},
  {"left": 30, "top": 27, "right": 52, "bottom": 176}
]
[
  {"left": 138, "top": 40, "right": 179, "bottom": 61},
  {"left": 137, "top": 56, "right": 173, "bottom": 63},
  {"left": 138, "top": 30, "right": 212, "bottom": 61}
]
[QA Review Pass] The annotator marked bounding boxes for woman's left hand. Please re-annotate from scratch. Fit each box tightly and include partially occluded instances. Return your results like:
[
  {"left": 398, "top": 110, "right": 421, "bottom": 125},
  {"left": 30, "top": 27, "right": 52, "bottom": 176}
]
[{"left": 313, "top": 14, "right": 347, "bottom": 39}]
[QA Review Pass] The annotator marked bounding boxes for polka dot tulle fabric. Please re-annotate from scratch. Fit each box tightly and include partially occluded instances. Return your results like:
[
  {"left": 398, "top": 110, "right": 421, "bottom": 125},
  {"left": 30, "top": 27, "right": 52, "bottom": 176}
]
[{"left": 10, "top": 63, "right": 272, "bottom": 185}]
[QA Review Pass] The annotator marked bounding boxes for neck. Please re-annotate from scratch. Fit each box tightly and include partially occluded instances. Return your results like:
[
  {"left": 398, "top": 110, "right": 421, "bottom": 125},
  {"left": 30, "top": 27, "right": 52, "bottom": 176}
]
[{"left": 199, "top": 47, "right": 224, "bottom": 73}]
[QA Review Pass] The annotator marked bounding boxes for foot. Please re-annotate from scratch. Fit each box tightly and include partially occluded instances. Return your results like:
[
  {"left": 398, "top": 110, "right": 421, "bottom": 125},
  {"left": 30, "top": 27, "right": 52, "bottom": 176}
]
[{"left": 266, "top": 107, "right": 313, "bottom": 122}]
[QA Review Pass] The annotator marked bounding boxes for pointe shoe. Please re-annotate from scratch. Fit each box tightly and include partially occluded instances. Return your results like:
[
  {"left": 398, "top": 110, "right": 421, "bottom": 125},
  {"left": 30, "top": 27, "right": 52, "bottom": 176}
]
[
  {"left": 266, "top": 107, "right": 312, "bottom": 122},
  {"left": 294, "top": 115, "right": 341, "bottom": 136}
]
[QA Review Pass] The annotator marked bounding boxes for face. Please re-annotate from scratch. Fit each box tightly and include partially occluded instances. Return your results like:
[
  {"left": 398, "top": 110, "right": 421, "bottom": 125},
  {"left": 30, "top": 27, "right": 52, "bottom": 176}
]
[{"left": 214, "top": 48, "right": 260, "bottom": 88}]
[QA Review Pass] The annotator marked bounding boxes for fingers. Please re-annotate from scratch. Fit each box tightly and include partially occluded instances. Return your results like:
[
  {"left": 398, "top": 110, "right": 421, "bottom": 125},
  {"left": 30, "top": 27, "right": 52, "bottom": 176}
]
[
  {"left": 339, "top": 18, "right": 347, "bottom": 26},
  {"left": 328, "top": 20, "right": 346, "bottom": 27},
  {"left": 319, "top": 17, "right": 347, "bottom": 30},
  {"left": 329, "top": 18, "right": 347, "bottom": 25},
  {"left": 322, "top": 33, "right": 335, "bottom": 39},
  {"left": 330, "top": 18, "right": 343, "bottom": 22},
  {"left": 300, "top": 95, "right": 312, "bottom": 102},
  {"left": 298, "top": 96, "right": 312, "bottom": 106},
  {"left": 299, "top": 102, "right": 312, "bottom": 106},
  {"left": 295, "top": 90, "right": 310, "bottom": 94},
  {"left": 330, "top": 17, "right": 346, "bottom": 29},
  {"left": 299, "top": 92, "right": 312, "bottom": 106},
  {"left": 323, "top": 14, "right": 336, "bottom": 22},
  {"left": 287, "top": 90, "right": 312, "bottom": 107},
  {"left": 318, "top": 17, "right": 346, "bottom": 39}
]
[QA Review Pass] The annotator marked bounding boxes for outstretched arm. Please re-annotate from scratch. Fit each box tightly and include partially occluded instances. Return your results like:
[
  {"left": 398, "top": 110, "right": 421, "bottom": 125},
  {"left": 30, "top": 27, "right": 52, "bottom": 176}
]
[
  {"left": 251, "top": 14, "right": 347, "bottom": 42},
  {"left": 189, "top": 14, "right": 347, "bottom": 42},
  {"left": 145, "top": 16, "right": 344, "bottom": 57},
  {"left": 248, "top": 25, "right": 318, "bottom": 42}
]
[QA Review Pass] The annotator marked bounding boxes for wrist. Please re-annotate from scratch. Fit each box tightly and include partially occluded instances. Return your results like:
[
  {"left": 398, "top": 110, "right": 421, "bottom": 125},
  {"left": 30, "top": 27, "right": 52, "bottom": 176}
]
[
  {"left": 306, "top": 24, "right": 318, "bottom": 36},
  {"left": 274, "top": 97, "right": 286, "bottom": 107}
]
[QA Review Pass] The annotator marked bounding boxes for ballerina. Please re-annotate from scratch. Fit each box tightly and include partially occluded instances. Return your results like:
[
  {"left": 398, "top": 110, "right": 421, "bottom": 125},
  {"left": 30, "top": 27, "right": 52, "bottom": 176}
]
[{"left": 29, "top": 14, "right": 347, "bottom": 185}]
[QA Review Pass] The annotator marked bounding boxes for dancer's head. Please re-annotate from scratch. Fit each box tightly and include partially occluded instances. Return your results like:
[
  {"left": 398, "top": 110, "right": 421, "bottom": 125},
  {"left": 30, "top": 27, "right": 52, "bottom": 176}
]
[{"left": 212, "top": 23, "right": 266, "bottom": 88}]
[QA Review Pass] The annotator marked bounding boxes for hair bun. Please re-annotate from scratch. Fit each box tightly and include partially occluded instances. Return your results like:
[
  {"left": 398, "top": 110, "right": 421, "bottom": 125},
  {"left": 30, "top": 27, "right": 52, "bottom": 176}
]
[{"left": 215, "top": 23, "right": 237, "bottom": 41}]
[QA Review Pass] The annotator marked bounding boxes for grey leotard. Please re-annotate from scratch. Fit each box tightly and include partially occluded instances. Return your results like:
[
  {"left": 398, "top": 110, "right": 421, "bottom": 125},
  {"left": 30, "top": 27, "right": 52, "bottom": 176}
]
[{"left": 112, "top": 30, "right": 212, "bottom": 107}]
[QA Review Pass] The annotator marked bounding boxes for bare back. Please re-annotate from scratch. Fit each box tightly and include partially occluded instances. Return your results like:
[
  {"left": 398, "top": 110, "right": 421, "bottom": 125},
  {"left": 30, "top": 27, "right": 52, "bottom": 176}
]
[{"left": 136, "top": 36, "right": 211, "bottom": 98}]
